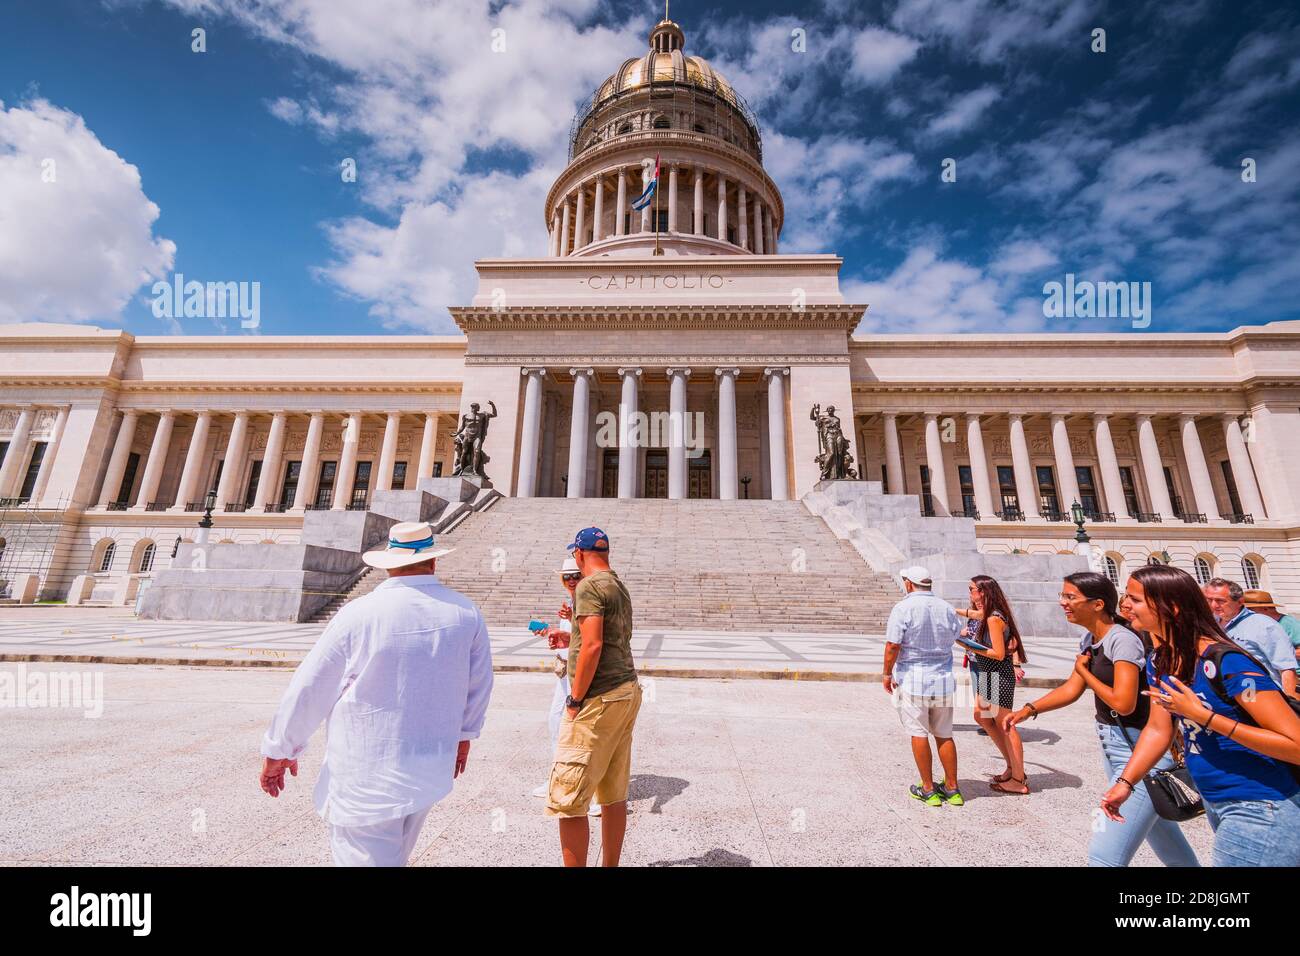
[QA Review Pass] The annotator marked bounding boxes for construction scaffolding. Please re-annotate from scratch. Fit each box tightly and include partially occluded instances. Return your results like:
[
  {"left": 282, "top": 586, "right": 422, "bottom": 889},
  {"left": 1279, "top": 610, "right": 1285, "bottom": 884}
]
[{"left": 0, "top": 494, "right": 70, "bottom": 600}]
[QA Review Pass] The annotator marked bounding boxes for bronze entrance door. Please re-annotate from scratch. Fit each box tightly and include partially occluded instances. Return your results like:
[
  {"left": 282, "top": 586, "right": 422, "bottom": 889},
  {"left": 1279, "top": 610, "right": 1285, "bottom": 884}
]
[
  {"left": 688, "top": 449, "right": 712, "bottom": 499},
  {"left": 644, "top": 450, "right": 668, "bottom": 498},
  {"left": 601, "top": 449, "right": 618, "bottom": 498}
]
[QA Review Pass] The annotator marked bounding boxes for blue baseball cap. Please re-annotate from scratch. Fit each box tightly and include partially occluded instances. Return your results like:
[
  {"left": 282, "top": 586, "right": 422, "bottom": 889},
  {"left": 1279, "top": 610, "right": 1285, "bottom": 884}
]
[{"left": 567, "top": 527, "right": 610, "bottom": 552}]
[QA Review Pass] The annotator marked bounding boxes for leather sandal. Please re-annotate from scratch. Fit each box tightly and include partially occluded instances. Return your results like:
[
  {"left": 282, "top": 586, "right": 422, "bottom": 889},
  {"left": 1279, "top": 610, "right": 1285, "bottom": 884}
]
[{"left": 989, "top": 774, "right": 1030, "bottom": 795}]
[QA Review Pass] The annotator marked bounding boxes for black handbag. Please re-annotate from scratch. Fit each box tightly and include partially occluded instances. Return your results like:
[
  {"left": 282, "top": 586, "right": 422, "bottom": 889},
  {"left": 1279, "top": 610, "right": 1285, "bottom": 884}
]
[{"left": 1116, "top": 720, "right": 1205, "bottom": 822}]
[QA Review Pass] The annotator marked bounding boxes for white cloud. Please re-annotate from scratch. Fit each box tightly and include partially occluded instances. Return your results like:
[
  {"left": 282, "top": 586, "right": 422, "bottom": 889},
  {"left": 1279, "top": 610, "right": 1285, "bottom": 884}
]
[
  {"left": 0, "top": 99, "right": 175, "bottom": 324},
  {"left": 989, "top": 239, "right": 1057, "bottom": 276},
  {"left": 926, "top": 85, "right": 1000, "bottom": 138},
  {"left": 891, "top": 0, "right": 1095, "bottom": 63},
  {"left": 847, "top": 27, "right": 921, "bottom": 86}
]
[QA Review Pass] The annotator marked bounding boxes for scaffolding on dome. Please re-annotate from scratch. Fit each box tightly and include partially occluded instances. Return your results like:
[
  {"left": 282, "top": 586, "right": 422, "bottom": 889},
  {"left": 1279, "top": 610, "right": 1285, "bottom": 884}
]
[
  {"left": 0, "top": 494, "right": 70, "bottom": 601},
  {"left": 567, "top": 75, "right": 764, "bottom": 163}
]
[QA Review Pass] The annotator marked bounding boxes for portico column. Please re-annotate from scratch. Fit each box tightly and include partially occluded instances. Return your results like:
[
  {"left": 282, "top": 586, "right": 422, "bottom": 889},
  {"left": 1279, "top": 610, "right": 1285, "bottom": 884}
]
[
  {"left": 97, "top": 409, "right": 139, "bottom": 507},
  {"left": 1092, "top": 414, "right": 1128, "bottom": 518},
  {"left": 923, "top": 414, "right": 951, "bottom": 516},
  {"left": 332, "top": 413, "right": 361, "bottom": 510},
  {"left": 737, "top": 184, "right": 748, "bottom": 249},
  {"left": 965, "top": 414, "right": 996, "bottom": 519},
  {"left": 592, "top": 177, "right": 605, "bottom": 243},
  {"left": 30, "top": 405, "right": 69, "bottom": 506},
  {"left": 716, "top": 174, "right": 728, "bottom": 241},
  {"left": 517, "top": 369, "right": 546, "bottom": 498},
  {"left": 1179, "top": 414, "right": 1217, "bottom": 519},
  {"left": 667, "top": 165, "right": 678, "bottom": 233},
  {"left": 616, "top": 367, "right": 642, "bottom": 499},
  {"left": 253, "top": 411, "right": 288, "bottom": 509},
  {"left": 134, "top": 410, "right": 176, "bottom": 510},
  {"left": 640, "top": 169, "right": 651, "bottom": 233},
  {"left": 1135, "top": 414, "right": 1173, "bottom": 518},
  {"left": 417, "top": 413, "right": 440, "bottom": 479},
  {"left": 215, "top": 411, "right": 250, "bottom": 511},
  {"left": 0, "top": 406, "right": 35, "bottom": 499},
  {"left": 549, "top": 212, "right": 559, "bottom": 257},
  {"left": 172, "top": 411, "right": 212, "bottom": 511},
  {"left": 615, "top": 168, "right": 627, "bottom": 236},
  {"left": 882, "top": 413, "right": 904, "bottom": 495},
  {"left": 666, "top": 367, "right": 691, "bottom": 500},
  {"left": 1008, "top": 413, "right": 1040, "bottom": 520},
  {"left": 765, "top": 208, "right": 776, "bottom": 254},
  {"left": 559, "top": 198, "right": 571, "bottom": 256},
  {"left": 566, "top": 368, "right": 594, "bottom": 498},
  {"left": 292, "top": 413, "right": 325, "bottom": 511},
  {"left": 376, "top": 412, "right": 401, "bottom": 492},
  {"left": 693, "top": 166, "right": 705, "bottom": 235},
  {"left": 752, "top": 196, "right": 765, "bottom": 254},
  {"left": 574, "top": 187, "right": 586, "bottom": 251},
  {"left": 1222, "top": 414, "right": 1266, "bottom": 518},
  {"left": 715, "top": 368, "right": 740, "bottom": 500},
  {"left": 764, "top": 367, "right": 789, "bottom": 500},
  {"left": 1050, "top": 413, "right": 1081, "bottom": 512}
]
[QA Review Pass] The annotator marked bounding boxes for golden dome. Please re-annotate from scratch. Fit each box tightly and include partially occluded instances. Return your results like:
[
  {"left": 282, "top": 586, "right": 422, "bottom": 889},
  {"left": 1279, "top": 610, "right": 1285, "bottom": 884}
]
[{"left": 590, "top": 20, "right": 741, "bottom": 111}]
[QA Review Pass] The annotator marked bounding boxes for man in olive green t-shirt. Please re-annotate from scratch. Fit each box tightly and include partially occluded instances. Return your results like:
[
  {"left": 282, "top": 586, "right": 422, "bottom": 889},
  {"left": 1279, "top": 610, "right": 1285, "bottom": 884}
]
[{"left": 545, "top": 526, "right": 642, "bottom": 867}]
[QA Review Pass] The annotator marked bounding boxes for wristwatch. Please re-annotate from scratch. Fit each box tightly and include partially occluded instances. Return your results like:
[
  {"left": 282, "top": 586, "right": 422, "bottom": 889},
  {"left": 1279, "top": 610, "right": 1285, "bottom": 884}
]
[{"left": 565, "top": 694, "right": 584, "bottom": 710}]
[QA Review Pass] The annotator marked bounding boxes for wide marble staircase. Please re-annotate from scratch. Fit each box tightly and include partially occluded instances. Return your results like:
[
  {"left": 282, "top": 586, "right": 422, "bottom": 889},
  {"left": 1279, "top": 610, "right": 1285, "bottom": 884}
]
[{"left": 312, "top": 498, "right": 901, "bottom": 633}]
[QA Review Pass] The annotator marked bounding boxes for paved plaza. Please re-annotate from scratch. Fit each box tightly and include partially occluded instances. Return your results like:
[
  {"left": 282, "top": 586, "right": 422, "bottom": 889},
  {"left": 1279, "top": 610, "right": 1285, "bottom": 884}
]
[
  {"left": 0, "top": 607, "right": 1083, "bottom": 682},
  {"left": 3, "top": 661, "right": 1215, "bottom": 867}
]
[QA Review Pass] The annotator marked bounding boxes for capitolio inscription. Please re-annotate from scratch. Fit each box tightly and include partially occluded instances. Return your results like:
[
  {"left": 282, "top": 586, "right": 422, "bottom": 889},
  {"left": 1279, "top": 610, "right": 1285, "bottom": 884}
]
[{"left": 583, "top": 273, "right": 729, "bottom": 291}]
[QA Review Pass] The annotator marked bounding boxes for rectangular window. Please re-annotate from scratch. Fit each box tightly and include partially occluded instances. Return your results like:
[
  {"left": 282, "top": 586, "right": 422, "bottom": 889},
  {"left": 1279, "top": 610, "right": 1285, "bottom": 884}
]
[
  {"left": 315, "top": 460, "right": 337, "bottom": 508},
  {"left": 350, "top": 461, "right": 372, "bottom": 509},
  {"left": 726, "top": 226, "right": 736, "bottom": 245},
  {"left": 1036, "top": 465, "right": 1059, "bottom": 516},
  {"left": 116, "top": 452, "right": 141, "bottom": 504},
  {"left": 17, "top": 442, "right": 47, "bottom": 501},
  {"left": 880, "top": 464, "right": 888, "bottom": 494},
  {"left": 1075, "top": 465, "right": 1099, "bottom": 516},
  {"left": 243, "top": 460, "right": 263, "bottom": 507},
  {"left": 997, "top": 465, "right": 1019, "bottom": 515},
  {"left": 919, "top": 465, "right": 934, "bottom": 516},
  {"left": 279, "top": 461, "right": 301, "bottom": 508},
  {"left": 433, "top": 461, "right": 443, "bottom": 478},
  {"left": 958, "top": 464, "right": 976, "bottom": 516},
  {"left": 210, "top": 461, "right": 224, "bottom": 502},
  {"left": 392, "top": 461, "right": 408, "bottom": 490},
  {"left": 655, "top": 210, "right": 668, "bottom": 233},
  {"left": 0, "top": 441, "right": 8, "bottom": 472},
  {"left": 1163, "top": 466, "right": 1183, "bottom": 516},
  {"left": 1220, "top": 460, "right": 1243, "bottom": 515},
  {"left": 1119, "top": 466, "right": 1140, "bottom": 516}
]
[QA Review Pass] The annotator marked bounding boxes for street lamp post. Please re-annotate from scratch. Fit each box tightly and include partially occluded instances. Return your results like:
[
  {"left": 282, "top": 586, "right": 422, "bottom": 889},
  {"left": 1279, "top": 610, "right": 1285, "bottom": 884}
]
[
  {"left": 1070, "top": 499, "right": 1093, "bottom": 564},
  {"left": 196, "top": 489, "right": 217, "bottom": 546}
]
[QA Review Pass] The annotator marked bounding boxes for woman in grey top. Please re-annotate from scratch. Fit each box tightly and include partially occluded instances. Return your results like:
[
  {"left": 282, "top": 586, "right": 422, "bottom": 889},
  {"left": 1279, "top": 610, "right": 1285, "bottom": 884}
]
[{"left": 1004, "top": 572, "right": 1199, "bottom": 867}]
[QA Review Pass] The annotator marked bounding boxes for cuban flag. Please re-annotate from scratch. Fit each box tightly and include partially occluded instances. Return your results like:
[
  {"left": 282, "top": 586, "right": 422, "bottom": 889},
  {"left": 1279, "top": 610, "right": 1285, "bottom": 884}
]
[{"left": 631, "top": 154, "right": 661, "bottom": 211}]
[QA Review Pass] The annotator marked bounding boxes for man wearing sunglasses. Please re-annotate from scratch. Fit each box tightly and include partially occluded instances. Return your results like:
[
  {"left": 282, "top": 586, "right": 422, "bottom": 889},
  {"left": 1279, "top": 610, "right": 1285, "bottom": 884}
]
[{"left": 545, "top": 526, "right": 642, "bottom": 866}]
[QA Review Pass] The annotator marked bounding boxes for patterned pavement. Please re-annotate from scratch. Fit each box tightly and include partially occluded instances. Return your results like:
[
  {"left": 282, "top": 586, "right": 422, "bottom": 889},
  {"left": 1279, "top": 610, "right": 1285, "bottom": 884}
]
[{"left": 0, "top": 607, "right": 1083, "bottom": 680}]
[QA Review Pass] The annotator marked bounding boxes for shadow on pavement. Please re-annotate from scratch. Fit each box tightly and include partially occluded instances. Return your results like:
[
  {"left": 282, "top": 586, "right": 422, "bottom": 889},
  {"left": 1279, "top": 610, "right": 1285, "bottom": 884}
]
[
  {"left": 629, "top": 773, "right": 689, "bottom": 814},
  {"left": 648, "top": 847, "right": 754, "bottom": 867}
]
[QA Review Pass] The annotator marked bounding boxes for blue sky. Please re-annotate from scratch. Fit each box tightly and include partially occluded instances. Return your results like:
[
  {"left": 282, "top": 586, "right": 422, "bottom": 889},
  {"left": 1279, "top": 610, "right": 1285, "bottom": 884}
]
[{"left": 1, "top": 0, "right": 1298, "bottom": 336}]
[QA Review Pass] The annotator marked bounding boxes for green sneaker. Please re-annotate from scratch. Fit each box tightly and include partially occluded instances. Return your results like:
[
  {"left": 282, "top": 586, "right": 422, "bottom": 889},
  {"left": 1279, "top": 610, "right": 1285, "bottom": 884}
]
[
  {"left": 934, "top": 782, "right": 965, "bottom": 806},
  {"left": 909, "top": 783, "right": 942, "bottom": 807}
]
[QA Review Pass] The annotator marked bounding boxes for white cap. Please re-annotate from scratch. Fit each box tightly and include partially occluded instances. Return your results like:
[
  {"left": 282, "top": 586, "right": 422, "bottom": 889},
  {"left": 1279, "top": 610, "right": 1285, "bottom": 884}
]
[{"left": 899, "top": 565, "right": 933, "bottom": 586}]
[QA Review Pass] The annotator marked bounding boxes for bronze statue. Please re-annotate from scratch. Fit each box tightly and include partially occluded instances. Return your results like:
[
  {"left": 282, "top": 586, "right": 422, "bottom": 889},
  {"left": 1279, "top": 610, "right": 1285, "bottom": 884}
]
[
  {"left": 452, "top": 400, "right": 497, "bottom": 480},
  {"left": 810, "top": 403, "right": 858, "bottom": 480}
]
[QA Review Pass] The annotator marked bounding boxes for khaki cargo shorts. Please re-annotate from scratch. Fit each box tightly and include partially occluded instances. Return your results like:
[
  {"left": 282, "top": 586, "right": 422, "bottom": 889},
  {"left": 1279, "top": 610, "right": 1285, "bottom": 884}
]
[{"left": 545, "top": 679, "right": 642, "bottom": 818}]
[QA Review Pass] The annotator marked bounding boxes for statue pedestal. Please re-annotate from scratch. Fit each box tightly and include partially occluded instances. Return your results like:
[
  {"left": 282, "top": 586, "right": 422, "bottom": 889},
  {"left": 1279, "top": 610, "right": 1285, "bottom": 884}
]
[{"left": 417, "top": 476, "right": 491, "bottom": 503}]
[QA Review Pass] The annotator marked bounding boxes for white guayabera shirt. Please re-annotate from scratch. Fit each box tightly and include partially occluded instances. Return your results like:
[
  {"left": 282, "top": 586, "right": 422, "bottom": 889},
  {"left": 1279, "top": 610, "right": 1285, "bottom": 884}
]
[
  {"left": 885, "top": 590, "right": 960, "bottom": 698},
  {"left": 261, "top": 575, "right": 494, "bottom": 828}
]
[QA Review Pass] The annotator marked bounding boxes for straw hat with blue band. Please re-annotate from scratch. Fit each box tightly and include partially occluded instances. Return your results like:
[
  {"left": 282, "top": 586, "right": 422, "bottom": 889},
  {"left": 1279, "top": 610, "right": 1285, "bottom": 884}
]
[{"left": 362, "top": 521, "right": 456, "bottom": 569}]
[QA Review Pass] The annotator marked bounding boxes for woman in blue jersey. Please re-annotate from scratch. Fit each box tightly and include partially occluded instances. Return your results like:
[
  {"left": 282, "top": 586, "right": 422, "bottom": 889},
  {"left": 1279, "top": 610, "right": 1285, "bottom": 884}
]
[
  {"left": 1006, "top": 572, "right": 1199, "bottom": 866},
  {"left": 1100, "top": 564, "right": 1300, "bottom": 866}
]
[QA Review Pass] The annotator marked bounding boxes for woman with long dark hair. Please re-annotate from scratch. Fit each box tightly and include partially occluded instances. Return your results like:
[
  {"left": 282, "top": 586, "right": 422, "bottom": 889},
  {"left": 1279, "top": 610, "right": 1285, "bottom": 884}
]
[
  {"left": 959, "top": 575, "right": 1029, "bottom": 794},
  {"left": 1101, "top": 565, "right": 1300, "bottom": 866},
  {"left": 1006, "top": 572, "right": 1199, "bottom": 866}
]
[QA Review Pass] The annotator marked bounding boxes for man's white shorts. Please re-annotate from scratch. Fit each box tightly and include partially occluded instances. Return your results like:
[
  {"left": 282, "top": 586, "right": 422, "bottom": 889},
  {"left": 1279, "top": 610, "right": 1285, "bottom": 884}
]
[
  {"left": 895, "top": 688, "right": 954, "bottom": 739},
  {"left": 328, "top": 807, "right": 432, "bottom": 867}
]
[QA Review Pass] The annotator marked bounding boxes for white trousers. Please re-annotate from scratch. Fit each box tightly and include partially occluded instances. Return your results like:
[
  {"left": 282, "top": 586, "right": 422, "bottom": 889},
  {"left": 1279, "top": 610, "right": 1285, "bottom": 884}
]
[
  {"left": 548, "top": 673, "right": 571, "bottom": 751},
  {"left": 328, "top": 807, "right": 432, "bottom": 867}
]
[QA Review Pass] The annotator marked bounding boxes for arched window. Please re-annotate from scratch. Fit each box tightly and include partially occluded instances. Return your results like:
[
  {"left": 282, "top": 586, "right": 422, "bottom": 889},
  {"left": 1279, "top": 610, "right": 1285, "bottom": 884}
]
[
  {"left": 1147, "top": 552, "right": 1168, "bottom": 566},
  {"left": 99, "top": 542, "right": 116, "bottom": 573},
  {"left": 617, "top": 122, "right": 633, "bottom": 135},
  {"left": 137, "top": 542, "right": 156, "bottom": 573},
  {"left": 693, "top": 123, "right": 706, "bottom": 134},
  {"left": 1241, "top": 556, "right": 1261, "bottom": 589},
  {"left": 1103, "top": 555, "right": 1120, "bottom": 587},
  {"left": 1193, "top": 555, "right": 1213, "bottom": 585},
  {"left": 652, "top": 115, "right": 670, "bottom": 129}
]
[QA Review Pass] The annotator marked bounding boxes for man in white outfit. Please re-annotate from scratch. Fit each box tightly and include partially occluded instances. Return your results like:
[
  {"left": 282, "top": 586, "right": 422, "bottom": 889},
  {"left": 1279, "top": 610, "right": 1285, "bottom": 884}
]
[{"left": 259, "top": 521, "right": 494, "bottom": 866}]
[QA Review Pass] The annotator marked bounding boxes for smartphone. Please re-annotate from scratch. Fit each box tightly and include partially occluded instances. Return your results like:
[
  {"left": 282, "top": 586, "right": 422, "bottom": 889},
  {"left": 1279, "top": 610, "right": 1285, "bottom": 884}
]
[{"left": 528, "top": 619, "right": 548, "bottom": 633}]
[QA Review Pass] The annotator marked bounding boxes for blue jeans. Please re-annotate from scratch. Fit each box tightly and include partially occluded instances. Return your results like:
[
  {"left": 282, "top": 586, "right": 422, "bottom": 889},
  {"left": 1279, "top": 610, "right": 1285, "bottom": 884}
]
[
  {"left": 1090, "top": 721, "right": 1201, "bottom": 867},
  {"left": 1205, "top": 790, "right": 1300, "bottom": 867}
]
